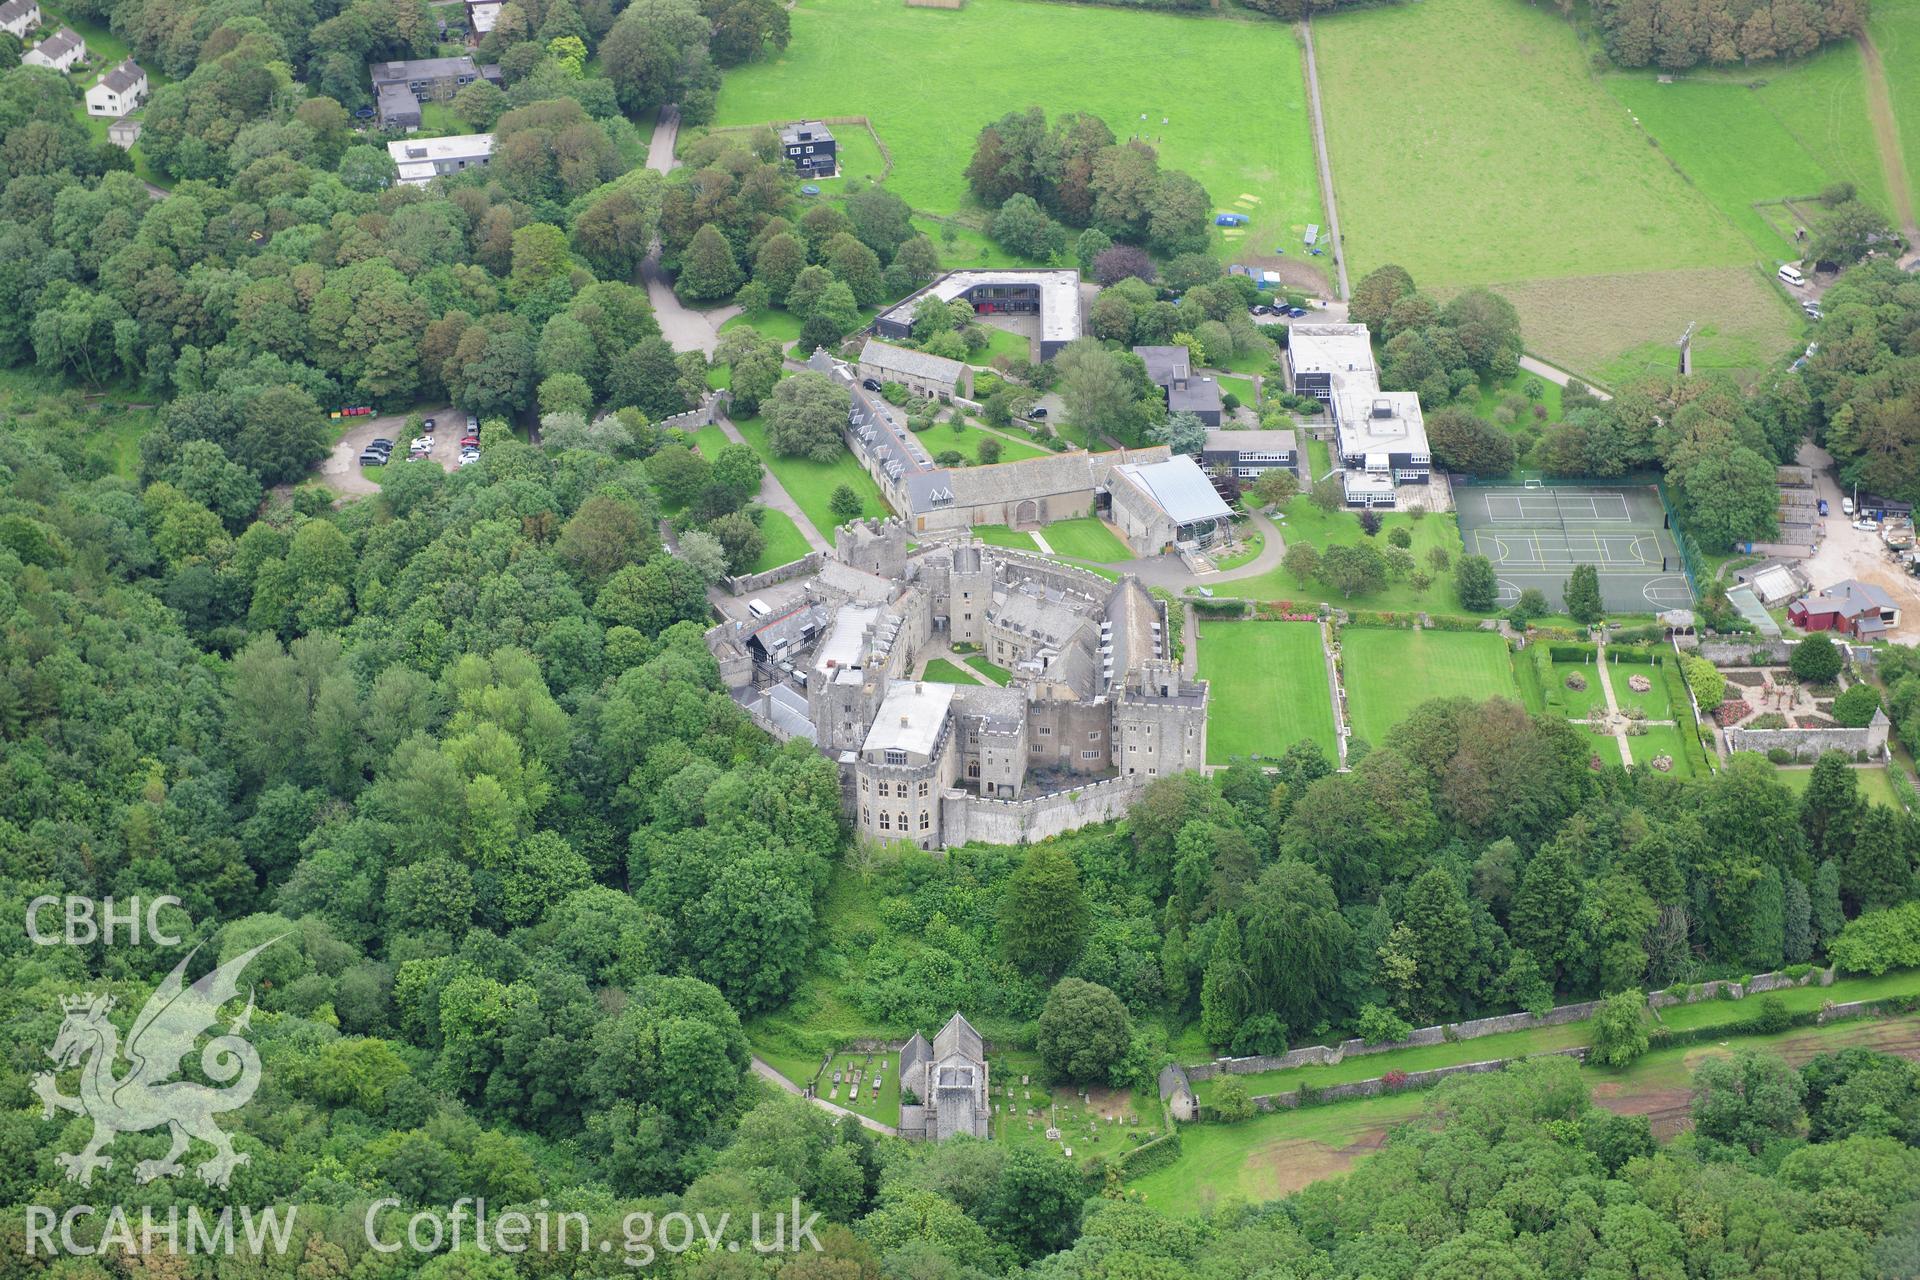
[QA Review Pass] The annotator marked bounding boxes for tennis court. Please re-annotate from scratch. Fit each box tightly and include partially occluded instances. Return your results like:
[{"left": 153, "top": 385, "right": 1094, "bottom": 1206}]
[{"left": 1454, "top": 483, "right": 1692, "bottom": 613}]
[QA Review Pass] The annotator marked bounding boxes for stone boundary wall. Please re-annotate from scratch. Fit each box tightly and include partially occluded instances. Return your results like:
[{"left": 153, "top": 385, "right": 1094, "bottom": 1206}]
[
  {"left": 722, "top": 552, "right": 824, "bottom": 597},
  {"left": 1685, "top": 638, "right": 1794, "bottom": 665},
  {"left": 1648, "top": 966, "right": 1834, "bottom": 1009},
  {"left": 1186, "top": 968, "right": 1835, "bottom": 1082},
  {"left": 1185, "top": 1001, "right": 1603, "bottom": 1081},
  {"left": 1247, "top": 1047, "right": 1591, "bottom": 1112},
  {"left": 941, "top": 774, "right": 1147, "bottom": 847},
  {"left": 1724, "top": 724, "right": 1886, "bottom": 760}
]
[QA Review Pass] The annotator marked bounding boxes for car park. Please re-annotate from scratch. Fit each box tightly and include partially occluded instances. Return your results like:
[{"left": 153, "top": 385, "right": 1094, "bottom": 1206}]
[
  {"left": 1843, "top": 496, "right": 1855, "bottom": 515},
  {"left": 359, "top": 451, "right": 388, "bottom": 466},
  {"left": 1287, "top": 306, "right": 1308, "bottom": 317},
  {"left": 369, "top": 438, "right": 394, "bottom": 452},
  {"left": 410, "top": 435, "right": 433, "bottom": 450},
  {"left": 460, "top": 434, "right": 480, "bottom": 447},
  {"left": 1250, "top": 304, "right": 1270, "bottom": 315},
  {"left": 1855, "top": 519, "right": 1880, "bottom": 532}
]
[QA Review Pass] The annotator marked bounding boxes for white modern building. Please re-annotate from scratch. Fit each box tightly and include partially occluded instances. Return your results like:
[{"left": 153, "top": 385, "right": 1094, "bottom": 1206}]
[
  {"left": 386, "top": 133, "right": 493, "bottom": 185},
  {"left": 1284, "top": 323, "right": 1430, "bottom": 508}
]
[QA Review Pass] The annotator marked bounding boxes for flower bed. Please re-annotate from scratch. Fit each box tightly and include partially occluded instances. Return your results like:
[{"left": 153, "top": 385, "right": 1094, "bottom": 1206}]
[{"left": 1713, "top": 699, "right": 1752, "bottom": 727}]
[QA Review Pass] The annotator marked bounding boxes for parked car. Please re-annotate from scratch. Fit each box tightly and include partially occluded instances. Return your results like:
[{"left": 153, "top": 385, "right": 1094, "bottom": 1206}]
[
  {"left": 1818, "top": 498, "right": 1830, "bottom": 516},
  {"left": 465, "top": 414, "right": 479, "bottom": 431},
  {"left": 861, "top": 378, "right": 883, "bottom": 392},
  {"left": 358, "top": 451, "right": 388, "bottom": 466},
  {"left": 1287, "top": 306, "right": 1309, "bottom": 318},
  {"left": 1855, "top": 519, "right": 1880, "bottom": 532},
  {"left": 1026, "top": 406, "right": 1048, "bottom": 419},
  {"left": 1250, "top": 304, "right": 1270, "bottom": 316},
  {"left": 459, "top": 435, "right": 480, "bottom": 448},
  {"left": 410, "top": 435, "right": 433, "bottom": 450},
  {"left": 422, "top": 418, "right": 435, "bottom": 431},
  {"left": 368, "top": 438, "right": 394, "bottom": 451},
  {"left": 1843, "top": 496, "right": 1855, "bottom": 515},
  {"left": 459, "top": 453, "right": 482, "bottom": 467}
]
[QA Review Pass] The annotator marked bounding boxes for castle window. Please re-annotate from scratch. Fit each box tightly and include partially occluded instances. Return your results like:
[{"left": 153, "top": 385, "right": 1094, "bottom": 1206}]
[
  {"left": 861, "top": 806, "right": 869, "bottom": 823},
  {"left": 918, "top": 780, "right": 929, "bottom": 797},
  {"left": 918, "top": 810, "right": 930, "bottom": 831},
  {"left": 885, "top": 749, "right": 907, "bottom": 766},
  {"left": 1081, "top": 750, "right": 1099, "bottom": 760},
  {"left": 877, "top": 779, "right": 890, "bottom": 797},
  {"left": 860, "top": 777, "right": 869, "bottom": 792},
  {"left": 968, "top": 760, "right": 980, "bottom": 778},
  {"left": 1087, "top": 731, "right": 1101, "bottom": 741},
  {"left": 897, "top": 812, "right": 908, "bottom": 831},
  {"left": 1037, "top": 726, "right": 1051, "bottom": 736},
  {"left": 879, "top": 811, "right": 891, "bottom": 831}
]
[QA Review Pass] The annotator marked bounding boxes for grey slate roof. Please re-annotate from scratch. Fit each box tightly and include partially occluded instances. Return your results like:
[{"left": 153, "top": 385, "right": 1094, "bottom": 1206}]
[
  {"left": 1168, "top": 377, "right": 1223, "bottom": 417},
  {"left": 370, "top": 55, "right": 497, "bottom": 84},
  {"left": 1794, "top": 578, "right": 1897, "bottom": 618},
  {"left": 1134, "top": 345, "right": 1192, "bottom": 385},
  {"left": 858, "top": 338, "right": 965, "bottom": 386},
  {"left": 98, "top": 59, "right": 143, "bottom": 93},
  {"left": 903, "top": 445, "right": 1172, "bottom": 516},
  {"left": 0, "top": 0, "right": 37, "bottom": 26},
  {"left": 33, "top": 26, "right": 82, "bottom": 59}
]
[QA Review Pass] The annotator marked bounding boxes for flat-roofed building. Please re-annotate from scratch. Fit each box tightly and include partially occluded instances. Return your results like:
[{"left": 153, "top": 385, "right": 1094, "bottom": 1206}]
[
  {"left": 1135, "top": 345, "right": 1224, "bottom": 426},
  {"left": 1201, "top": 428, "right": 1298, "bottom": 480},
  {"left": 874, "top": 269, "right": 1081, "bottom": 360},
  {"left": 387, "top": 133, "right": 494, "bottom": 185}
]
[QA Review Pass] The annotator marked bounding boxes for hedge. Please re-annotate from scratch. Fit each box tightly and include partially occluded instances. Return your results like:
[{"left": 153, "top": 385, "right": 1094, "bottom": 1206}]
[
  {"left": 1193, "top": 598, "right": 1251, "bottom": 618},
  {"left": 1115, "top": 1123, "right": 1183, "bottom": 1178}
]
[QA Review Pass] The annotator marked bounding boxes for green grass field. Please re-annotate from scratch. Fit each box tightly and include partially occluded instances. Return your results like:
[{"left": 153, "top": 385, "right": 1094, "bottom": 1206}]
[
  {"left": 1868, "top": 0, "right": 1920, "bottom": 221},
  {"left": 714, "top": 0, "right": 1325, "bottom": 264},
  {"left": 940, "top": 421, "right": 1049, "bottom": 464},
  {"left": 1036, "top": 517, "right": 1132, "bottom": 562},
  {"left": 1226, "top": 499, "right": 1469, "bottom": 615},
  {"left": 748, "top": 508, "right": 812, "bottom": 572},
  {"left": 1547, "top": 657, "right": 1673, "bottom": 719},
  {"left": 1198, "top": 621, "right": 1339, "bottom": 763},
  {"left": 1602, "top": 44, "right": 1893, "bottom": 256},
  {"left": 729, "top": 413, "right": 891, "bottom": 534},
  {"left": 978, "top": 326, "right": 1032, "bottom": 364},
  {"left": 1340, "top": 627, "right": 1519, "bottom": 745},
  {"left": 1314, "top": 0, "right": 1796, "bottom": 381}
]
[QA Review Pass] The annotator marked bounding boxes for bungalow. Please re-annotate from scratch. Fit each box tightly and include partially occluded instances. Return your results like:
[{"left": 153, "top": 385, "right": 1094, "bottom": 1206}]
[
  {"left": 22, "top": 25, "right": 84, "bottom": 71},
  {"left": 85, "top": 60, "right": 147, "bottom": 116},
  {"left": 0, "top": 0, "right": 40, "bottom": 40},
  {"left": 1788, "top": 579, "right": 1901, "bottom": 638},
  {"left": 1135, "top": 345, "right": 1223, "bottom": 427}
]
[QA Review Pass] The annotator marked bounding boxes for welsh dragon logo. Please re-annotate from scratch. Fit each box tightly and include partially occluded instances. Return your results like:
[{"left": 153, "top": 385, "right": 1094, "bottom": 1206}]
[{"left": 33, "top": 938, "right": 280, "bottom": 1189}]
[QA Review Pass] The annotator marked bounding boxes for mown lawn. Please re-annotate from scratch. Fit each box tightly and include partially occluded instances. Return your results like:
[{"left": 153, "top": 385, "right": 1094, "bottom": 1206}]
[
  {"left": 978, "top": 326, "right": 1032, "bottom": 364},
  {"left": 1038, "top": 516, "right": 1131, "bottom": 562},
  {"left": 972, "top": 523, "right": 1039, "bottom": 551},
  {"left": 965, "top": 655, "right": 1013, "bottom": 685},
  {"left": 715, "top": 0, "right": 1325, "bottom": 265},
  {"left": 1626, "top": 723, "right": 1696, "bottom": 778},
  {"left": 729, "top": 413, "right": 890, "bottom": 534},
  {"left": 748, "top": 508, "right": 812, "bottom": 572},
  {"left": 1546, "top": 655, "right": 1673, "bottom": 720},
  {"left": 1341, "top": 627, "right": 1518, "bottom": 745},
  {"left": 1765, "top": 759, "right": 1904, "bottom": 810},
  {"left": 1226, "top": 498, "right": 1470, "bottom": 615},
  {"left": 1868, "top": 0, "right": 1920, "bottom": 223},
  {"left": 1197, "top": 620, "right": 1338, "bottom": 763},
  {"left": 921, "top": 658, "right": 981, "bottom": 684},
  {"left": 937, "top": 420, "right": 1048, "bottom": 464}
]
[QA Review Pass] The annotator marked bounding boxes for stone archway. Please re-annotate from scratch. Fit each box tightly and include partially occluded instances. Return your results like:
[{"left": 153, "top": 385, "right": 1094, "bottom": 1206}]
[{"left": 1013, "top": 499, "right": 1040, "bottom": 529}]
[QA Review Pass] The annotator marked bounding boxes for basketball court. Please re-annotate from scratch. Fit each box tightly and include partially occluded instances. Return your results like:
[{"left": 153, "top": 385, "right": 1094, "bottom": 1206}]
[{"left": 1453, "top": 483, "right": 1692, "bottom": 613}]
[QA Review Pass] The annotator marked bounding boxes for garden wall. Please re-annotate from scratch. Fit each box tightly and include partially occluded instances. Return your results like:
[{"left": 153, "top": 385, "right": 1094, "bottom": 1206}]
[
  {"left": 1688, "top": 638, "right": 1794, "bottom": 665},
  {"left": 1647, "top": 965, "right": 1834, "bottom": 1009},
  {"left": 1722, "top": 724, "right": 1887, "bottom": 761},
  {"left": 1246, "top": 1048, "right": 1592, "bottom": 1112}
]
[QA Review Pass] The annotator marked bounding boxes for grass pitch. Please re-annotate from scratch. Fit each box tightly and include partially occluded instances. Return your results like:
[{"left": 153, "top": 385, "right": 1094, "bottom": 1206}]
[
  {"left": 1197, "top": 621, "right": 1339, "bottom": 763},
  {"left": 1340, "top": 627, "right": 1519, "bottom": 746},
  {"left": 714, "top": 0, "right": 1324, "bottom": 264},
  {"left": 1036, "top": 517, "right": 1132, "bottom": 562}
]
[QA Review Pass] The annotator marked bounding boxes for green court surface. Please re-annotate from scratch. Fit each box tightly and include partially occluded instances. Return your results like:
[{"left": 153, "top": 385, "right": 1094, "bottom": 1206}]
[
  {"left": 920, "top": 658, "right": 981, "bottom": 684},
  {"left": 1198, "top": 620, "right": 1338, "bottom": 763},
  {"left": 1340, "top": 627, "right": 1519, "bottom": 745},
  {"left": 1454, "top": 483, "right": 1689, "bottom": 614}
]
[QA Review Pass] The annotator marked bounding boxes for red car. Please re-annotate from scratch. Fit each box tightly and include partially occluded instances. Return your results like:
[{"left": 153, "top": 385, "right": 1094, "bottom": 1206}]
[{"left": 459, "top": 434, "right": 480, "bottom": 448}]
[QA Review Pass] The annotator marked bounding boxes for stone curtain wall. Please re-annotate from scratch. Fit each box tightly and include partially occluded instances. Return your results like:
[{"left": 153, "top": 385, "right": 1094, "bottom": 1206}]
[
  {"left": 1647, "top": 966, "right": 1834, "bottom": 1009},
  {"left": 940, "top": 774, "right": 1147, "bottom": 846},
  {"left": 720, "top": 552, "right": 824, "bottom": 597}
]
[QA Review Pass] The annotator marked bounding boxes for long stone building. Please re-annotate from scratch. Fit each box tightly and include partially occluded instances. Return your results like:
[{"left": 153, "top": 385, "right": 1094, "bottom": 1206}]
[{"left": 710, "top": 518, "right": 1208, "bottom": 849}]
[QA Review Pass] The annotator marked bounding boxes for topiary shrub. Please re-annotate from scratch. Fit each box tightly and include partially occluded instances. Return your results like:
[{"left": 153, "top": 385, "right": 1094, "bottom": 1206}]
[
  {"left": 1565, "top": 672, "right": 1587, "bottom": 691},
  {"left": 1833, "top": 681, "right": 1882, "bottom": 728}
]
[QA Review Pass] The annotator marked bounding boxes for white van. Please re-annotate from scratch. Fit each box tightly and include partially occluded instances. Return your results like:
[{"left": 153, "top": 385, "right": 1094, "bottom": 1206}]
[
  {"left": 747, "top": 598, "right": 773, "bottom": 620},
  {"left": 1778, "top": 264, "right": 1806, "bottom": 288},
  {"left": 1842, "top": 497, "right": 1855, "bottom": 516}
]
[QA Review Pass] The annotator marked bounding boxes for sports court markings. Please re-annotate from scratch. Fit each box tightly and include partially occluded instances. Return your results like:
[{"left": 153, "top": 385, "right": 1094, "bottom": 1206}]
[{"left": 1477, "top": 488, "right": 1633, "bottom": 524}]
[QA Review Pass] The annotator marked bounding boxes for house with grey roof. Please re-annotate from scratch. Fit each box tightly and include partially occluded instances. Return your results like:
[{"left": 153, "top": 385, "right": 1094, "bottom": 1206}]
[
  {"left": 370, "top": 55, "right": 501, "bottom": 125},
  {"left": 22, "top": 25, "right": 84, "bottom": 71},
  {"left": 85, "top": 60, "right": 147, "bottom": 116},
  {"left": 0, "top": 0, "right": 40, "bottom": 40},
  {"left": 857, "top": 338, "right": 970, "bottom": 400},
  {"left": 899, "top": 1013, "right": 989, "bottom": 1141},
  {"left": 779, "top": 120, "right": 836, "bottom": 177},
  {"left": 1135, "top": 345, "right": 1223, "bottom": 426}
]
